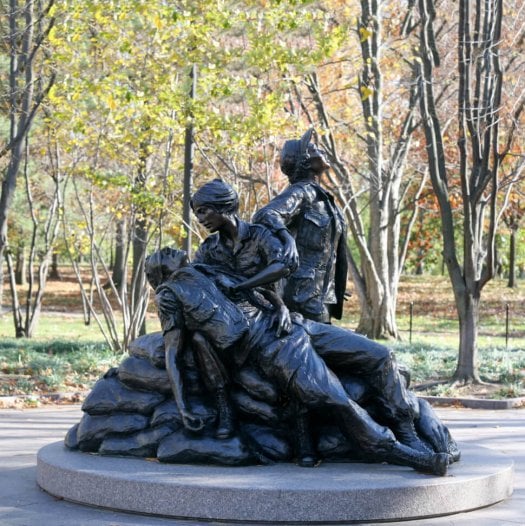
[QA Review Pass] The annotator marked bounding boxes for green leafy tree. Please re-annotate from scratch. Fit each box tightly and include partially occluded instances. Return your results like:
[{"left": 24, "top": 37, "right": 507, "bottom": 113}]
[
  {"left": 44, "top": 0, "right": 334, "bottom": 348},
  {"left": 0, "top": 0, "right": 56, "bottom": 316}
]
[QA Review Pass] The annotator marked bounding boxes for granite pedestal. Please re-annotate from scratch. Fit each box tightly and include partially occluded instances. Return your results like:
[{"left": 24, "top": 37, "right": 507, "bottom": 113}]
[{"left": 37, "top": 441, "right": 513, "bottom": 523}]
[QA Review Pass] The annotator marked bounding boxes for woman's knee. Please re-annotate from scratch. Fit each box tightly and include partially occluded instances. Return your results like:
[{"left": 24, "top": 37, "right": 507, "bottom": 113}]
[{"left": 192, "top": 331, "right": 207, "bottom": 347}]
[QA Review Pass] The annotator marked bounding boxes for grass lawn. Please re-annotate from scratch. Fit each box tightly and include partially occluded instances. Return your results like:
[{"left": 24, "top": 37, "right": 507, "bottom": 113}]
[
  {"left": 0, "top": 273, "right": 524, "bottom": 401},
  {"left": 342, "top": 275, "right": 525, "bottom": 349},
  {"left": 0, "top": 312, "right": 162, "bottom": 342},
  {"left": 0, "top": 313, "right": 107, "bottom": 342}
]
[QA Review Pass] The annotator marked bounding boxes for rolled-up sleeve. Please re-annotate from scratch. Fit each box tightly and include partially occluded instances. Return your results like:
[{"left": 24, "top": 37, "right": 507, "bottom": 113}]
[
  {"left": 155, "top": 285, "right": 184, "bottom": 334},
  {"left": 253, "top": 186, "right": 307, "bottom": 233},
  {"left": 254, "top": 225, "right": 288, "bottom": 269}
]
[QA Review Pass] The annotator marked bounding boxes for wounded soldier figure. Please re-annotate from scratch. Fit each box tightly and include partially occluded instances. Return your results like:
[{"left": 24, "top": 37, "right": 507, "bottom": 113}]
[{"left": 144, "top": 180, "right": 459, "bottom": 476}]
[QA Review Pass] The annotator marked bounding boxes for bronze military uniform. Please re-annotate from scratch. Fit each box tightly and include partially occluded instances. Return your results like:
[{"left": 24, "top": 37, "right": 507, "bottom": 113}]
[{"left": 254, "top": 180, "right": 348, "bottom": 323}]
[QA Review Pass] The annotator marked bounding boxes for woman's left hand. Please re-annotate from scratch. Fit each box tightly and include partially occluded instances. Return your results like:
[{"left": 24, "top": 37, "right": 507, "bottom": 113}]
[
  {"left": 275, "top": 305, "right": 292, "bottom": 337},
  {"left": 215, "top": 274, "right": 239, "bottom": 296}
]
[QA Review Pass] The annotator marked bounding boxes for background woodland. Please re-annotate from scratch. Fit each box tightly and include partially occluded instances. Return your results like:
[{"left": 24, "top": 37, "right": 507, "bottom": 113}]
[{"left": 1, "top": 0, "right": 524, "bottom": 386}]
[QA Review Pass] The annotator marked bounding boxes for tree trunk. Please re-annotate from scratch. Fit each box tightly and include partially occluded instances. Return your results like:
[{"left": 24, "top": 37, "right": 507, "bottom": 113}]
[
  {"left": 0, "top": 263, "right": 3, "bottom": 312},
  {"left": 15, "top": 245, "right": 27, "bottom": 285},
  {"left": 356, "top": 287, "right": 398, "bottom": 340},
  {"left": 507, "top": 228, "right": 516, "bottom": 288},
  {"left": 130, "top": 143, "right": 150, "bottom": 340},
  {"left": 297, "top": 24, "right": 422, "bottom": 340},
  {"left": 0, "top": 138, "right": 25, "bottom": 314},
  {"left": 132, "top": 217, "right": 147, "bottom": 337},
  {"left": 351, "top": 232, "right": 398, "bottom": 340},
  {"left": 0, "top": 139, "right": 25, "bottom": 301},
  {"left": 49, "top": 252, "right": 61, "bottom": 280},
  {"left": 112, "top": 219, "right": 126, "bottom": 292},
  {"left": 414, "top": 208, "right": 425, "bottom": 275},
  {"left": 415, "top": 256, "right": 424, "bottom": 275},
  {"left": 305, "top": 0, "right": 421, "bottom": 340},
  {"left": 453, "top": 291, "right": 481, "bottom": 383},
  {"left": 5, "top": 250, "right": 25, "bottom": 337}
]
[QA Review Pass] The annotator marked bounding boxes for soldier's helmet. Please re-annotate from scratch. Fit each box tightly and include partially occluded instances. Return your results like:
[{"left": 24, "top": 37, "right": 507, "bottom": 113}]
[{"left": 280, "top": 129, "right": 329, "bottom": 179}]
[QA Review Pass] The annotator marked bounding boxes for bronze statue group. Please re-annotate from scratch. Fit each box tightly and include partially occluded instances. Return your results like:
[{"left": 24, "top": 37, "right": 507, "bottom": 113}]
[{"left": 67, "top": 131, "right": 459, "bottom": 475}]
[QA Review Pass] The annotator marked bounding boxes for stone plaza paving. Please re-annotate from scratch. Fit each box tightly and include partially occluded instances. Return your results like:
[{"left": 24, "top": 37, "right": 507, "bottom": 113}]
[{"left": 0, "top": 404, "right": 524, "bottom": 525}]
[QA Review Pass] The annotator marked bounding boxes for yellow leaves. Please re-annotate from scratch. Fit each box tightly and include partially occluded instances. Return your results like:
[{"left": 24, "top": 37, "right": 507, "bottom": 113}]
[
  {"left": 359, "top": 27, "right": 373, "bottom": 42},
  {"left": 48, "top": 26, "right": 60, "bottom": 45},
  {"left": 48, "top": 3, "right": 58, "bottom": 17},
  {"left": 106, "top": 94, "right": 117, "bottom": 111},
  {"left": 48, "top": 85, "right": 62, "bottom": 104},
  {"left": 360, "top": 85, "right": 374, "bottom": 101},
  {"left": 153, "top": 15, "right": 163, "bottom": 30},
  {"left": 93, "top": 7, "right": 106, "bottom": 24}
]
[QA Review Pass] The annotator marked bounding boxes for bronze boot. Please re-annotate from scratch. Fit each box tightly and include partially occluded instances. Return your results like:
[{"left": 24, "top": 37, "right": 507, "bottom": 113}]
[
  {"left": 390, "top": 442, "right": 449, "bottom": 476},
  {"left": 295, "top": 412, "right": 317, "bottom": 467},
  {"left": 394, "top": 419, "right": 433, "bottom": 454},
  {"left": 215, "top": 388, "right": 234, "bottom": 439}
]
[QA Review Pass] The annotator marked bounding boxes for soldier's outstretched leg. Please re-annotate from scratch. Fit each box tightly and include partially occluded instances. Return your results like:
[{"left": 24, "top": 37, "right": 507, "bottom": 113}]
[{"left": 287, "top": 344, "right": 448, "bottom": 475}]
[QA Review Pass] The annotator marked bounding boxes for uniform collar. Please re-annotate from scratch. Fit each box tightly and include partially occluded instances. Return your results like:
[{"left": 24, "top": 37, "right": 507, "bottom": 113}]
[
  {"left": 236, "top": 218, "right": 251, "bottom": 241},
  {"left": 214, "top": 218, "right": 250, "bottom": 253}
]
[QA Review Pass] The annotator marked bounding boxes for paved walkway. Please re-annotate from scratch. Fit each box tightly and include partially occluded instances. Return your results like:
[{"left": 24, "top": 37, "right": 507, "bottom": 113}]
[{"left": 0, "top": 405, "right": 523, "bottom": 525}]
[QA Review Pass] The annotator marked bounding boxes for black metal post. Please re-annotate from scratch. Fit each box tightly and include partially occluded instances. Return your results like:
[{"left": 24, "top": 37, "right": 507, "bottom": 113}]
[
  {"left": 182, "top": 64, "right": 197, "bottom": 257},
  {"left": 505, "top": 303, "right": 509, "bottom": 349},
  {"left": 409, "top": 301, "right": 414, "bottom": 344}
]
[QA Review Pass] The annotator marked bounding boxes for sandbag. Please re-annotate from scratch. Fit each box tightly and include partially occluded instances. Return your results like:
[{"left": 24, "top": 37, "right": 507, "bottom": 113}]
[
  {"left": 150, "top": 397, "right": 217, "bottom": 433},
  {"left": 232, "top": 389, "right": 280, "bottom": 425},
  {"left": 157, "top": 429, "right": 254, "bottom": 465},
  {"left": 128, "top": 332, "right": 166, "bottom": 368},
  {"left": 150, "top": 400, "right": 182, "bottom": 430},
  {"left": 76, "top": 412, "right": 149, "bottom": 452},
  {"left": 99, "top": 425, "right": 174, "bottom": 457},
  {"left": 118, "top": 356, "right": 171, "bottom": 394},
  {"left": 242, "top": 423, "right": 292, "bottom": 462},
  {"left": 64, "top": 423, "right": 79, "bottom": 450},
  {"left": 316, "top": 425, "right": 363, "bottom": 462},
  {"left": 82, "top": 375, "right": 165, "bottom": 416}
]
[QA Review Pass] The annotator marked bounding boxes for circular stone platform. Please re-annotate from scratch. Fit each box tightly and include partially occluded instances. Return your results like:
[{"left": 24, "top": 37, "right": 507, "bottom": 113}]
[{"left": 37, "top": 441, "right": 513, "bottom": 523}]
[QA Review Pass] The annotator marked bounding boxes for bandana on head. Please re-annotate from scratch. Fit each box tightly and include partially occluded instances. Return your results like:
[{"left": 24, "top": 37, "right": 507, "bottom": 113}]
[
  {"left": 145, "top": 247, "right": 187, "bottom": 289},
  {"left": 190, "top": 179, "right": 239, "bottom": 214}
]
